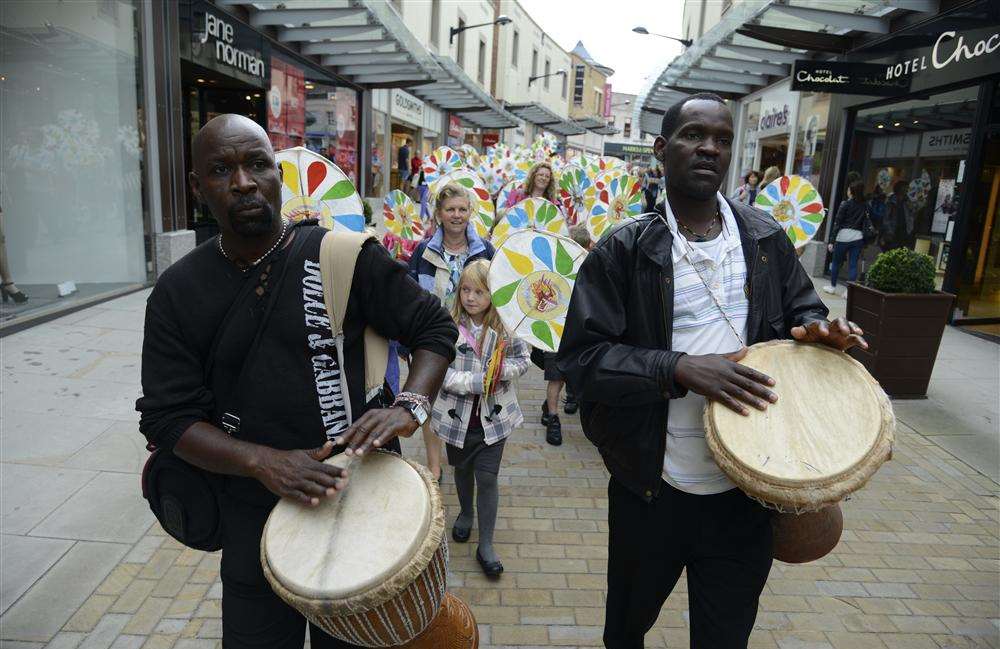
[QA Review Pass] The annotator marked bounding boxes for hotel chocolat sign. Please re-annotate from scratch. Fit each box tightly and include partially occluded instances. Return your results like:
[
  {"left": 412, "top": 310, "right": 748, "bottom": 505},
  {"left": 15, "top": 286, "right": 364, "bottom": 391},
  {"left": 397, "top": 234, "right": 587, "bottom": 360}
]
[
  {"left": 794, "top": 25, "right": 999, "bottom": 97},
  {"left": 189, "top": 3, "right": 268, "bottom": 86}
]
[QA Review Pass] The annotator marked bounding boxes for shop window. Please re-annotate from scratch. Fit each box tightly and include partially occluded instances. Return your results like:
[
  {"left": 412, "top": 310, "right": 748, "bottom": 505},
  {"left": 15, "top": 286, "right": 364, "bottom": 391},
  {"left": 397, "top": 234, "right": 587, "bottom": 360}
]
[
  {"left": 624, "top": 118, "right": 632, "bottom": 139},
  {"left": 512, "top": 30, "right": 519, "bottom": 67},
  {"left": 574, "top": 65, "right": 585, "bottom": 105},
  {"left": 544, "top": 60, "right": 551, "bottom": 89},
  {"left": 302, "top": 85, "right": 360, "bottom": 187},
  {"left": 1, "top": 0, "right": 150, "bottom": 325},
  {"left": 478, "top": 39, "right": 486, "bottom": 85},
  {"left": 430, "top": 0, "right": 440, "bottom": 47},
  {"left": 792, "top": 92, "right": 830, "bottom": 189}
]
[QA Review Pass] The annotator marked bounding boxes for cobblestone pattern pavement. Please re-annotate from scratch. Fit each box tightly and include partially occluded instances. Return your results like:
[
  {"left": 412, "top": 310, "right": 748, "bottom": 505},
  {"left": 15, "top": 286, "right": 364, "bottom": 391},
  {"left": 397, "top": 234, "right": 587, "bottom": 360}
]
[{"left": 5, "top": 368, "right": 997, "bottom": 649}]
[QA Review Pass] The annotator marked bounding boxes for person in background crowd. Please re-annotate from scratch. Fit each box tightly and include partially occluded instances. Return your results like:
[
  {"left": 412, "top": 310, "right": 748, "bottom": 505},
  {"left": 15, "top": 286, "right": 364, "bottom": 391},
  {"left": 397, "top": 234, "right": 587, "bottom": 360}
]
[
  {"left": 409, "top": 152, "right": 423, "bottom": 202},
  {"left": 408, "top": 182, "right": 496, "bottom": 481},
  {"left": 883, "top": 180, "right": 914, "bottom": 251},
  {"left": 434, "top": 259, "right": 530, "bottom": 579},
  {"left": 504, "top": 161, "right": 558, "bottom": 208},
  {"left": 731, "top": 170, "right": 760, "bottom": 206},
  {"left": 561, "top": 224, "right": 595, "bottom": 417},
  {"left": 824, "top": 180, "right": 869, "bottom": 297},
  {"left": 397, "top": 139, "right": 411, "bottom": 188},
  {"left": 0, "top": 198, "right": 27, "bottom": 304},
  {"left": 760, "top": 165, "right": 780, "bottom": 189}
]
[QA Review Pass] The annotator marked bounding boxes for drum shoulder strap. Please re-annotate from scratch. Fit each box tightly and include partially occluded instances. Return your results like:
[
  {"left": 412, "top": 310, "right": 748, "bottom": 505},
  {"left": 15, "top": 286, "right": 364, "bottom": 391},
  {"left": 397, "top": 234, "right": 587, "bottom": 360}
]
[{"left": 318, "top": 231, "right": 391, "bottom": 412}]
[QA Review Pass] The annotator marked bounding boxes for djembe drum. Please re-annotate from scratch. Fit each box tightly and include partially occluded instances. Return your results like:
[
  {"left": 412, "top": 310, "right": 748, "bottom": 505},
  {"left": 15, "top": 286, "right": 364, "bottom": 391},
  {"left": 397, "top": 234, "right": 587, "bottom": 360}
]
[
  {"left": 705, "top": 340, "right": 894, "bottom": 563},
  {"left": 261, "top": 451, "right": 478, "bottom": 648}
]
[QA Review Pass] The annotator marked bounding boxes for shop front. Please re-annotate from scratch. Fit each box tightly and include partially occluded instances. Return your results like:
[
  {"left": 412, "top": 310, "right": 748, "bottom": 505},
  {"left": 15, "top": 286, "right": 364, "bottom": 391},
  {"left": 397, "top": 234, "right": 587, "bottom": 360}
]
[
  {"left": 603, "top": 142, "right": 654, "bottom": 168},
  {"left": 815, "top": 2, "right": 1000, "bottom": 329},
  {"left": 733, "top": 80, "right": 799, "bottom": 186},
  {"left": 0, "top": 0, "right": 153, "bottom": 329},
  {"left": 179, "top": 1, "right": 361, "bottom": 238}
]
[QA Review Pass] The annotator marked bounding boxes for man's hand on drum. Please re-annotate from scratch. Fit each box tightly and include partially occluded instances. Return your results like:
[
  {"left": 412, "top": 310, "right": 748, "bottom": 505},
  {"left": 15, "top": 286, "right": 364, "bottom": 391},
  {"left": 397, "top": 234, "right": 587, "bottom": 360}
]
[
  {"left": 675, "top": 348, "right": 778, "bottom": 417},
  {"left": 335, "top": 407, "right": 420, "bottom": 457},
  {"left": 791, "top": 317, "right": 868, "bottom": 352},
  {"left": 254, "top": 441, "right": 349, "bottom": 507}
]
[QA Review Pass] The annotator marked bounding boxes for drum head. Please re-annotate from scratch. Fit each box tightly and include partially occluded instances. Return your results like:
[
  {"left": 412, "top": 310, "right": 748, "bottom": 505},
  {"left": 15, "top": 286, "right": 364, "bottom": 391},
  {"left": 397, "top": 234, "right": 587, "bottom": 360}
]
[
  {"left": 263, "top": 452, "right": 432, "bottom": 600},
  {"left": 706, "top": 341, "right": 893, "bottom": 499}
]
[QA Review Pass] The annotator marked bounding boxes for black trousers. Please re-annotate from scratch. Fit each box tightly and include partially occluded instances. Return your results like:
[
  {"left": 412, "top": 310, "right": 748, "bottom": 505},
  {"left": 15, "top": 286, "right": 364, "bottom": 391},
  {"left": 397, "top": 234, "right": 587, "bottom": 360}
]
[
  {"left": 220, "top": 495, "right": 364, "bottom": 649},
  {"left": 604, "top": 478, "right": 773, "bottom": 649}
]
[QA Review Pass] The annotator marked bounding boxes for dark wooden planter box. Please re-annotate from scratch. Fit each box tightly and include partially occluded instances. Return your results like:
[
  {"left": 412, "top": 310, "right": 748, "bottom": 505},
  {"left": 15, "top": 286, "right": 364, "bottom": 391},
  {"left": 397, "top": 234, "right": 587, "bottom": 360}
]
[{"left": 845, "top": 282, "right": 954, "bottom": 399}]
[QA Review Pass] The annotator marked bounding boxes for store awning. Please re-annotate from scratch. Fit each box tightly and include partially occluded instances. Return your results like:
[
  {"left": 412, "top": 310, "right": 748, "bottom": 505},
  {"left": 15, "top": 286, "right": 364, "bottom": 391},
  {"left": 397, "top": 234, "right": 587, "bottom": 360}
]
[
  {"left": 589, "top": 123, "right": 620, "bottom": 136},
  {"left": 505, "top": 103, "right": 586, "bottom": 136},
  {"left": 408, "top": 55, "right": 521, "bottom": 130},
  {"left": 634, "top": 0, "right": 941, "bottom": 136},
  {"left": 573, "top": 116, "right": 606, "bottom": 129},
  {"left": 216, "top": 0, "right": 441, "bottom": 88}
]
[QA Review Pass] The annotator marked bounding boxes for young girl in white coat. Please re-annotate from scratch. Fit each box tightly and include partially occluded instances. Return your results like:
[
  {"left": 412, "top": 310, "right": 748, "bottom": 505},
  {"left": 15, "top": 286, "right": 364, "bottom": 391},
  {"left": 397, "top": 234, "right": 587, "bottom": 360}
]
[{"left": 432, "top": 259, "right": 530, "bottom": 578}]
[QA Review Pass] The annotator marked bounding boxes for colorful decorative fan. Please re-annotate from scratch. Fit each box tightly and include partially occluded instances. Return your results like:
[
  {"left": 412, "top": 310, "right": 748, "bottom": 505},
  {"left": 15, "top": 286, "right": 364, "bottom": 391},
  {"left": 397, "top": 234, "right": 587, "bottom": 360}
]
[
  {"left": 476, "top": 158, "right": 508, "bottom": 196},
  {"left": 586, "top": 172, "right": 643, "bottom": 242},
  {"left": 495, "top": 180, "right": 523, "bottom": 218},
  {"left": 558, "top": 163, "right": 591, "bottom": 226},
  {"left": 754, "top": 175, "right": 826, "bottom": 249},
  {"left": 876, "top": 168, "right": 894, "bottom": 195},
  {"left": 458, "top": 143, "right": 481, "bottom": 170},
  {"left": 489, "top": 230, "right": 588, "bottom": 352},
  {"left": 382, "top": 190, "right": 423, "bottom": 242},
  {"left": 428, "top": 168, "right": 496, "bottom": 238},
  {"left": 586, "top": 156, "right": 627, "bottom": 181},
  {"left": 422, "top": 146, "right": 464, "bottom": 186},
  {"left": 492, "top": 197, "right": 568, "bottom": 246},
  {"left": 494, "top": 147, "right": 523, "bottom": 186},
  {"left": 275, "top": 147, "right": 365, "bottom": 232}
]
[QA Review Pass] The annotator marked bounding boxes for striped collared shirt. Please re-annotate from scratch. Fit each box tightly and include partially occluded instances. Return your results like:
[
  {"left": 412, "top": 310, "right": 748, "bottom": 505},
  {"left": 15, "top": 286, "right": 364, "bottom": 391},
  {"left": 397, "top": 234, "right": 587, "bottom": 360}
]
[{"left": 661, "top": 192, "right": 748, "bottom": 495}]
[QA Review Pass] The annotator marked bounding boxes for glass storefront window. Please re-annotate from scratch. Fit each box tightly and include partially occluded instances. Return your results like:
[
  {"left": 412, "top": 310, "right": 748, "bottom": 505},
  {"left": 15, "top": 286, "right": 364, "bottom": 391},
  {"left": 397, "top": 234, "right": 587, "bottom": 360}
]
[
  {"left": 737, "top": 98, "right": 761, "bottom": 180},
  {"left": 793, "top": 92, "right": 830, "bottom": 188},
  {"left": 845, "top": 86, "right": 979, "bottom": 289},
  {"left": 304, "top": 86, "right": 359, "bottom": 186},
  {"left": 370, "top": 109, "right": 386, "bottom": 198},
  {"left": 1, "top": 1, "right": 150, "bottom": 326}
]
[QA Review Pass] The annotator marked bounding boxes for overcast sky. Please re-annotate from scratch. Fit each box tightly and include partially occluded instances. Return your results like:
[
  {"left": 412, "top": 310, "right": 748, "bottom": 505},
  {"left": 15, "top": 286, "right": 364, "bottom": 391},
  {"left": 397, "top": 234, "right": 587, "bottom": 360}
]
[{"left": 518, "top": 0, "right": 687, "bottom": 96}]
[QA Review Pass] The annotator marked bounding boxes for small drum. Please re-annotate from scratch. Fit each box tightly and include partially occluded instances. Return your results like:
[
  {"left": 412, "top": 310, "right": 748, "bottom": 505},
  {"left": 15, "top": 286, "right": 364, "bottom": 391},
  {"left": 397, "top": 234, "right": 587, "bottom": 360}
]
[
  {"left": 705, "top": 340, "right": 894, "bottom": 561},
  {"left": 261, "top": 451, "right": 459, "bottom": 647}
]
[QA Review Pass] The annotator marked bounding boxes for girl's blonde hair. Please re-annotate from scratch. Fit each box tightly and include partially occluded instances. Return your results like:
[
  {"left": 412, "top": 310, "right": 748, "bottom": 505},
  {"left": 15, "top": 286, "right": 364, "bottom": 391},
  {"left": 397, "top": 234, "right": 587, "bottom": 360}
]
[
  {"left": 524, "top": 162, "right": 557, "bottom": 203},
  {"left": 451, "top": 258, "right": 507, "bottom": 350},
  {"left": 433, "top": 181, "right": 474, "bottom": 224}
]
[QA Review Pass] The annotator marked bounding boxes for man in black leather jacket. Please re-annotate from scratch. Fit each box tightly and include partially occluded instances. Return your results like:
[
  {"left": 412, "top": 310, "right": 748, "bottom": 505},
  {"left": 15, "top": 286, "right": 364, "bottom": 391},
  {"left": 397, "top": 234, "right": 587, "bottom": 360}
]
[{"left": 557, "top": 94, "right": 867, "bottom": 649}]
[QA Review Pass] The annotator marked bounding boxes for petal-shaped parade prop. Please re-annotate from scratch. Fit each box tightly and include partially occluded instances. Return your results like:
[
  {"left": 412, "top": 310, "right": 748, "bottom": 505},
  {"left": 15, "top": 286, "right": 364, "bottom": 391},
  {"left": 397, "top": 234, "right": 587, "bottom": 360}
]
[
  {"left": 494, "top": 180, "right": 522, "bottom": 221},
  {"left": 558, "top": 163, "right": 591, "bottom": 226},
  {"left": 477, "top": 157, "right": 508, "bottom": 196},
  {"left": 458, "top": 143, "right": 481, "bottom": 170},
  {"left": 491, "top": 197, "right": 569, "bottom": 246},
  {"left": 427, "top": 168, "right": 496, "bottom": 238},
  {"left": 382, "top": 189, "right": 423, "bottom": 242},
  {"left": 585, "top": 156, "right": 627, "bottom": 182},
  {"left": 754, "top": 175, "right": 826, "bottom": 249},
  {"left": 489, "top": 230, "right": 588, "bottom": 352},
  {"left": 422, "top": 146, "right": 464, "bottom": 186},
  {"left": 275, "top": 146, "right": 365, "bottom": 232},
  {"left": 907, "top": 170, "right": 932, "bottom": 210},
  {"left": 585, "top": 172, "right": 643, "bottom": 242}
]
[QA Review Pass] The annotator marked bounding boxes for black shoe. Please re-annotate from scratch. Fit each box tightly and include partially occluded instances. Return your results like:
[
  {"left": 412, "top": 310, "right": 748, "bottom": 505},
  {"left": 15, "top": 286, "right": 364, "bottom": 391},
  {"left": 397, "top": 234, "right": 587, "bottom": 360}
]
[
  {"left": 1, "top": 283, "right": 27, "bottom": 304},
  {"left": 452, "top": 524, "right": 471, "bottom": 543},
  {"left": 563, "top": 397, "right": 578, "bottom": 415},
  {"left": 541, "top": 402, "right": 553, "bottom": 426},
  {"left": 476, "top": 548, "right": 503, "bottom": 578},
  {"left": 546, "top": 415, "right": 562, "bottom": 446}
]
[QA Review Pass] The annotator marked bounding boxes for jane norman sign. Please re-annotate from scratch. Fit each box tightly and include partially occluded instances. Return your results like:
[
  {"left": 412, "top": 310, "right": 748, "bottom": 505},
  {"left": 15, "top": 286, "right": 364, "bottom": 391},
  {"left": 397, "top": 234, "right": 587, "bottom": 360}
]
[
  {"left": 190, "top": 5, "right": 266, "bottom": 83},
  {"left": 794, "top": 25, "right": 999, "bottom": 97}
]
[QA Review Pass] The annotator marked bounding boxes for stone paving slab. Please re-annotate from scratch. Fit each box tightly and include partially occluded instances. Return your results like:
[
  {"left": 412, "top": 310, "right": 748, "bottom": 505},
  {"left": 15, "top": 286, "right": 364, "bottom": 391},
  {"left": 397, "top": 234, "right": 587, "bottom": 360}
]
[{"left": 1, "top": 289, "right": 997, "bottom": 648}]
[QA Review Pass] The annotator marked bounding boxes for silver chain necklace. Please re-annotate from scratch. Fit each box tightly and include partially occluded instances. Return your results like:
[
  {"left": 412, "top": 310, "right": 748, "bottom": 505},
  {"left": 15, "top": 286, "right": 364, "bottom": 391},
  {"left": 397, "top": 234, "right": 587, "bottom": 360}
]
[{"left": 218, "top": 217, "right": 289, "bottom": 272}]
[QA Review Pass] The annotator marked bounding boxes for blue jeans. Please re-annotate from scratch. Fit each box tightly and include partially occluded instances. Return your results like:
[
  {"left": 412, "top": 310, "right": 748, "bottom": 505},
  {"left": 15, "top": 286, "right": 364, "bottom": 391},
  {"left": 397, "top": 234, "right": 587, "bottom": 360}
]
[{"left": 830, "top": 239, "right": 864, "bottom": 287}]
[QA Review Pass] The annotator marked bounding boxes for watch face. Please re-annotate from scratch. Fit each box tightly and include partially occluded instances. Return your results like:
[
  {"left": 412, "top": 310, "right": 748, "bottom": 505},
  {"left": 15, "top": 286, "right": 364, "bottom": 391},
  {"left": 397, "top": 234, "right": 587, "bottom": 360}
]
[{"left": 408, "top": 402, "right": 428, "bottom": 425}]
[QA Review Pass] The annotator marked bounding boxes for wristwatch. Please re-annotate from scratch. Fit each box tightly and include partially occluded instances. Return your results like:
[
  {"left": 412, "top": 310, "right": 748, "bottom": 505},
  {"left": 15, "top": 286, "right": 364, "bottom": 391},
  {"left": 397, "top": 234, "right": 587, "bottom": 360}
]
[{"left": 398, "top": 400, "right": 429, "bottom": 426}]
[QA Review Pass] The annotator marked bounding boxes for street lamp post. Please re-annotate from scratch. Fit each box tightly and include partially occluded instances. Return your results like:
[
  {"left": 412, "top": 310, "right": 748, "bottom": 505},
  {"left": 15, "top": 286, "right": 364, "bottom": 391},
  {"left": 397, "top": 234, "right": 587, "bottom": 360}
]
[
  {"left": 632, "top": 26, "right": 693, "bottom": 47},
  {"left": 450, "top": 15, "right": 512, "bottom": 45},
  {"left": 528, "top": 69, "right": 567, "bottom": 86}
]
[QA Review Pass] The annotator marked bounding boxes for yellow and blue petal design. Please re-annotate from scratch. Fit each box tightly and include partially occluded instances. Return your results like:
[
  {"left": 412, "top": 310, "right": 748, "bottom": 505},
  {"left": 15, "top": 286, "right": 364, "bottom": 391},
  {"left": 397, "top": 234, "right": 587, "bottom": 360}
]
[
  {"left": 422, "top": 146, "right": 464, "bottom": 186},
  {"left": 383, "top": 190, "right": 423, "bottom": 241},
  {"left": 585, "top": 172, "right": 643, "bottom": 242},
  {"left": 488, "top": 230, "right": 587, "bottom": 352},
  {"left": 754, "top": 175, "right": 825, "bottom": 249},
  {"left": 275, "top": 147, "right": 365, "bottom": 233},
  {"left": 491, "top": 197, "right": 568, "bottom": 246}
]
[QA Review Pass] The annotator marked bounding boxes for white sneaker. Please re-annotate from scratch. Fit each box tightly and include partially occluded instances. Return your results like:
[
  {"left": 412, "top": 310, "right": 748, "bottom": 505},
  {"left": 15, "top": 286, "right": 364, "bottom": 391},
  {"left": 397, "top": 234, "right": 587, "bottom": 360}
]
[{"left": 822, "top": 285, "right": 837, "bottom": 295}]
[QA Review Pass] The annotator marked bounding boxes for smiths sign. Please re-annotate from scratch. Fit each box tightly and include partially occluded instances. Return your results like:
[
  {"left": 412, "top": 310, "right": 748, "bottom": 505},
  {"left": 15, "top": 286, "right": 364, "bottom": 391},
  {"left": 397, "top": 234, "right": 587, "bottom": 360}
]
[
  {"left": 189, "top": 3, "right": 267, "bottom": 86},
  {"left": 792, "top": 60, "right": 905, "bottom": 97}
]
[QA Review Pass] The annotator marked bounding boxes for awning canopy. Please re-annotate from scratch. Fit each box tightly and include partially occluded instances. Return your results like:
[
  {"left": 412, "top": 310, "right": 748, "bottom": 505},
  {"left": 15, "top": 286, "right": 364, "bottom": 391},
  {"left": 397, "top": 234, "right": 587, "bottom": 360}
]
[
  {"left": 409, "top": 55, "right": 521, "bottom": 130},
  {"left": 634, "top": 0, "right": 941, "bottom": 136},
  {"left": 505, "top": 103, "right": 586, "bottom": 136},
  {"left": 573, "top": 116, "right": 606, "bottom": 129},
  {"left": 216, "top": 0, "right": 441, "bottom": 88},
  {"left": 589, "top": 124, "right": 620, "bottom": 136}
]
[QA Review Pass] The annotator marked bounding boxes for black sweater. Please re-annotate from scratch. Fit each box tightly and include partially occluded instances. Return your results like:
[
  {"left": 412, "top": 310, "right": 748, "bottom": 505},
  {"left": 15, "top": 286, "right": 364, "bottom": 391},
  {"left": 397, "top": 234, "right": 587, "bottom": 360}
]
[{"left": 136, "top": 222, "right": 456, "bottom": 461}]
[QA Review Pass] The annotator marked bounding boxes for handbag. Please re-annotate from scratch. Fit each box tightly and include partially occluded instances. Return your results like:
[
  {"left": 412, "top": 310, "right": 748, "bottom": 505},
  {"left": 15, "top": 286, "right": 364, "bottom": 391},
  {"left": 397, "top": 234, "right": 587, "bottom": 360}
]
[{"left": 141, "top": 225, "right": 313, "bottom": 551}]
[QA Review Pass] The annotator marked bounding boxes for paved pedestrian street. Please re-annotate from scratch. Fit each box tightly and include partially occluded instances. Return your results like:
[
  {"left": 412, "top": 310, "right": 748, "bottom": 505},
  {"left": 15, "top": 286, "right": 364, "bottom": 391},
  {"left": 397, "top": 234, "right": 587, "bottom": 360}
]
[{"left": 1, "top": 289, "right": 997, "bottom": 649}]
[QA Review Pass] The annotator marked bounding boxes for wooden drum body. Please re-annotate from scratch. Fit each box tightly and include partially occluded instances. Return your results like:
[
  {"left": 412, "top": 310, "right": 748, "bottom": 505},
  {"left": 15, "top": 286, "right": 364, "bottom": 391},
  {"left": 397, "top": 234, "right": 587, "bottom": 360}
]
[
  {"left": 704, "top": 341, "right": 894, "bottom": 562},
  {"left": 261, "top": 451, "right": 449, "bottom": 647}
]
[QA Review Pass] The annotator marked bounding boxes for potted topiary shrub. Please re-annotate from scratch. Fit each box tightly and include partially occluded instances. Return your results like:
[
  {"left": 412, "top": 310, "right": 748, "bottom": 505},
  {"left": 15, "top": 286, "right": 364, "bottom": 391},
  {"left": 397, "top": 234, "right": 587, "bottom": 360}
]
[{"left": 846, "top": 247, "right": 955, "bottom": 399}]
